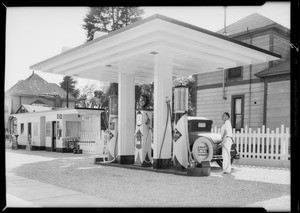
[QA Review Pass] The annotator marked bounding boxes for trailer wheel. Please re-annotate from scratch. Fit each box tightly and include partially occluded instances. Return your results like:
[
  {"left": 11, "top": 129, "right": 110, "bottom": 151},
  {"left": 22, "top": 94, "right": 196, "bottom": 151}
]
[{"left": 216, "top": 158, "right": 234, "bottom": 168}]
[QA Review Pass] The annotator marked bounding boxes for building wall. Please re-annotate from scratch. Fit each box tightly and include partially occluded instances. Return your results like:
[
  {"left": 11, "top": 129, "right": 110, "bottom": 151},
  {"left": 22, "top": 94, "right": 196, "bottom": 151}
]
[
  {"left": 5, "top": 95, "right": 76, "bottom": 115},
  {"left": 40, "top": 116, "right": 46, "bottom": 147},
  {"left": 266, "top": 80, "right": 290, "bottom": 130},
  {"left": 197, "top": 82, "right": 264, "bottom": 129},
  {"left": 16, "top": 115, "right": 42, "bottom": 147},
  {"left": 196, "top": 27, "right": 290, "bottom": 131},
  {"left": 273, "top": 32, "right": 290, "bottom": 60}
]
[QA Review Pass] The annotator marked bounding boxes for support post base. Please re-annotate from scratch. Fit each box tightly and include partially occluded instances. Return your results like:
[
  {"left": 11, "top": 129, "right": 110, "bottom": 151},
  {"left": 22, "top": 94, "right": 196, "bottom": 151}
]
[
  {"left": 152, "top": 158, "right": 172, "bottom": 169},
  {"left": 117, "top": 155, "right": 134, "bottom": 164}
]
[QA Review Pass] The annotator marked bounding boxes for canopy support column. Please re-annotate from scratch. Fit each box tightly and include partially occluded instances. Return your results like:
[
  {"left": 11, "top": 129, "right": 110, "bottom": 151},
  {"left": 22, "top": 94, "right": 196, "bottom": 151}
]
[
  {"left": 117, "top": 62, "right": 135, "bottom": 164},
  {"left": 153, "top": 51, "right": 173, "bottom": 169}
]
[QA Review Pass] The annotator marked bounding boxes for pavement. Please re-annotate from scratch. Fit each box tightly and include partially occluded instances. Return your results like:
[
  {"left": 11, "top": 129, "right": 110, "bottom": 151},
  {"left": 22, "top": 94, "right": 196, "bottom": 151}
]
[
  {"left": 5, "top": 149, "right": 290, "bottom": 210},
  {"left": 5, "top": 150, "right": 124, "bottom": 208},
  {"left": 6, "top": 173, "right": 123, "bottom": 207}
]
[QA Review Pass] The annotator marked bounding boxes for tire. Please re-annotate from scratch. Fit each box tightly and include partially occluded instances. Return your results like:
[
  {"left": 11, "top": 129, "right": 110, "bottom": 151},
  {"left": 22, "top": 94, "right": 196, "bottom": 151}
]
[
  {"left": 192, "top": 136, "right": 214, "bottom": 163},
  {"left": 216, "top": 158, "right": 234, "bottom": 168}
]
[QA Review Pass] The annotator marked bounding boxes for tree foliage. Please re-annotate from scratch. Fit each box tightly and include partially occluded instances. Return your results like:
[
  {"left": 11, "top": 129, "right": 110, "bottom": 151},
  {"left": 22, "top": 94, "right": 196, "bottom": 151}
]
[
  {"left": 59, "top": 76, "right": 80, "bottom": 98},
  {"left": 82, "top": 7, "right": 144, "bottom": 41}
]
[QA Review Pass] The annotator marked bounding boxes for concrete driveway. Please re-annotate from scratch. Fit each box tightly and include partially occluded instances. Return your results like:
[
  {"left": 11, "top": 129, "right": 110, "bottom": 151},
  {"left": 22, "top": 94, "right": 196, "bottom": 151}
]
[{"left": 5, "top": 149, "right": 290, "bottom": 210}]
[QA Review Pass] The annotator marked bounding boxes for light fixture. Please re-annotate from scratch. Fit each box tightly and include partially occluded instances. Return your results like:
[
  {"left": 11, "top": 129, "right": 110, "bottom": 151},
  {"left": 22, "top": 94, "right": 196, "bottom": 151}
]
[{"left": 149, "top": 51, "right": 158, "bottom": 55}]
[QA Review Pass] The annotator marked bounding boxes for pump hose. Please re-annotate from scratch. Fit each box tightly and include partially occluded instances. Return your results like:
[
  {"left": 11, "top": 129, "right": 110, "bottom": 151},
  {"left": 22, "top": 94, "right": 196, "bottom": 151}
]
[
  {"left": 158, "top": 100, "right": 172, "bottom": 160},
  {"left": 143, "top": 127, "right": 152, "bottom": 163}
]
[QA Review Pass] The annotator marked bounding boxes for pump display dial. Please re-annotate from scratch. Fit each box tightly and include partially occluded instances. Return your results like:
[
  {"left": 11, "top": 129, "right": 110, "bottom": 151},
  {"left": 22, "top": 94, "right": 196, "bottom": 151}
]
[{"left": 174, "top": 86, "right": 188, "bottom": 113}]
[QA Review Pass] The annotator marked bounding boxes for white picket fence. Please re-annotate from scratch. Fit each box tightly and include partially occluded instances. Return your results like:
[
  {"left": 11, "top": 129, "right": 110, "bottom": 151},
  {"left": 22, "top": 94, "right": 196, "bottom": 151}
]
[
  {"left": 78, "top": 131, "right": 104, "bottom": 155},
  {"left": 212, "top": 125, "right": 290, "bottom": 167}
]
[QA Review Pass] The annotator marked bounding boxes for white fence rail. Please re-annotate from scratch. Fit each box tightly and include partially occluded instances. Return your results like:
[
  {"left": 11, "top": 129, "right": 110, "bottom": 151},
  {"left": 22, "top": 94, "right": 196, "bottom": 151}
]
[
  {"left": 78, "top": 131, "right": 105, "bottom": 155},
  {"left": 212, "top": 125, "right": 290, "bottom": 167}
]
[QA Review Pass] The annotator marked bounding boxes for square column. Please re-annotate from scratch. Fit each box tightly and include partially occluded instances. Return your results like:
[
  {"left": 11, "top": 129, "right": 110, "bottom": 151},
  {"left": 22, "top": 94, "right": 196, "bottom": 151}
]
[
  {"left": 153, "top": 52, "right": 173, "bottom": 169},
  {"left": 117, "top": 63, "right": 135, "bottom": 164}
]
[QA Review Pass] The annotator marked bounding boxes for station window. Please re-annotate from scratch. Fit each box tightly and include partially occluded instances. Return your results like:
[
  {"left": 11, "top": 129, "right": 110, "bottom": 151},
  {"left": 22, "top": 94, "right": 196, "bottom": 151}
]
[
  {"left": 231, "top": 95, "right": 244, "bottom": 131},
  {"left": 46, "top": 122, "right": 51, "bottom": 137},
  {"left": 20, "top": 123, "right": 24, "bottom": 135},
  {"left": 226, "top": 66, "right": 243, "bottom": 81},
  {"left": 66, "top": 121, "right": 80, "bottom": 137}
]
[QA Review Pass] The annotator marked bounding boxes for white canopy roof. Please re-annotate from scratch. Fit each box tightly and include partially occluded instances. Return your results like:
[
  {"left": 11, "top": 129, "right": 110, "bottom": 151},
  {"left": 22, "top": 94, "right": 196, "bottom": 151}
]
[{"left": 30, "top": 14, "right": 281, "bottom": 84}]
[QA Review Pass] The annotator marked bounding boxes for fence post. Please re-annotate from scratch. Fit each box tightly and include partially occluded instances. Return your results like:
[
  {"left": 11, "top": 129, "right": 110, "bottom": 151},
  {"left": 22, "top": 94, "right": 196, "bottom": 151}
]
[
  {"left": 266, "top": 127, "right": 270, "bottom": 160},
  {"left": 252, "top": 130, "right": 258, "bottom": 158},
  {"left": 275, "top": 127, "right": 280, "bottom": 160},
  {"left": 285, "top": 127, "right": 290, "bottom": 160},
  {"left": 257, "top": 127, "right": 261, "bottom": 159},
  {"left": 280, "top": 125, "right": 285, "bottom": 160},
  {"left": 249, "top": 127, "right": 253, "bottom": 158}
]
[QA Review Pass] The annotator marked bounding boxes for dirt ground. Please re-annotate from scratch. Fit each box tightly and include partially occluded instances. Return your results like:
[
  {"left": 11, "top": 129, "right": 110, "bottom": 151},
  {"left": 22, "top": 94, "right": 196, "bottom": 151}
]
[{"left": 6, "top": 149, "right": 290, "bottom": 209}]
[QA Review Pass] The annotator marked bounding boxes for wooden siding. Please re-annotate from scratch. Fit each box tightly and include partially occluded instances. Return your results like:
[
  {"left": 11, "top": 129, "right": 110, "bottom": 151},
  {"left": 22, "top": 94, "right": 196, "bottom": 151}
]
[
  {"left": 252, "top": 34, "right": 270, "bottom": 51},
  {"left": 197, "top": 82, "right": 264, "bottom": 129},
  {"left": 196, "top": 70, "right": 223, "bottom": 86},
  {"left": 273, "top": 34, "right": 290, "bottom": 60},
  {"left": 196, "top": 34, "right": 270, "bottom": 86},
  {"left": 266, "top": 81, "right": 290, "bottom": 130}
]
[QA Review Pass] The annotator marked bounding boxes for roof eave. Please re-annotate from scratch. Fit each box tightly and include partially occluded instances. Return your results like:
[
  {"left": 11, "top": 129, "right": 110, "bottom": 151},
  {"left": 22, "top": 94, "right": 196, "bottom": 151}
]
[{"left": 30, "top": 14, "right": 281, "bottom": 71}]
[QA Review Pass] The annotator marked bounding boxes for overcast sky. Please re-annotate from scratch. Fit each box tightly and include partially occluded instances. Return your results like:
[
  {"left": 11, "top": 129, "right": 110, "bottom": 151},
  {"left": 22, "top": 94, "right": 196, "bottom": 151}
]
[{"left": 5, "top": 2, "right": 290, "bottom": 92}]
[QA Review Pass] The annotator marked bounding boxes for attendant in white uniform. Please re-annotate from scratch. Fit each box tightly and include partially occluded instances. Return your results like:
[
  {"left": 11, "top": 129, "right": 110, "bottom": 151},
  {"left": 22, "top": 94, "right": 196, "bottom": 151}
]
[{"left": 220, "top": 112, "right": 233, "bottom": 174}]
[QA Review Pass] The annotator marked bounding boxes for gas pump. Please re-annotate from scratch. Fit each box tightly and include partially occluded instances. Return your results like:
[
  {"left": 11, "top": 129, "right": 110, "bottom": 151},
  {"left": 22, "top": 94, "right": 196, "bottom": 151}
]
[
  {"left": 134, "top": 95, "right": 153, "bottom": 167},
  {"left": 172, "top": 86, "right": 190, "bottom": 171},
  {"left": 106, "top": 95, "right": 118, "bottom": 162}
]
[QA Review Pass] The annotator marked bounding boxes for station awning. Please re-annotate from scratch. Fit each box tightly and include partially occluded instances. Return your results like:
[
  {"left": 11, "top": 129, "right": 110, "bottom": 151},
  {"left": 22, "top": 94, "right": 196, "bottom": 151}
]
[{"left": 30, "top": 14, "right": 281, "bottom": 84}]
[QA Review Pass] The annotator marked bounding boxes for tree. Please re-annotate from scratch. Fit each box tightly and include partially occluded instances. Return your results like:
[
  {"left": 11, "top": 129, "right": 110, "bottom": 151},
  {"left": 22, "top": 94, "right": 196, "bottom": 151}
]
[
  {"left": 90, "top": 90, "right": 105, "bottom": 108},
  {"left": 82, "top": 7, "right": 144, "bottom": 41},
  {"left": 135, "top": 83, "right": 154, "bottom": 109},
  {"left": 100, "top": 82, "right": 118, "bottom": 110},
  {"left": 59, "top": 76, "right": 80, "bottom": 98}
]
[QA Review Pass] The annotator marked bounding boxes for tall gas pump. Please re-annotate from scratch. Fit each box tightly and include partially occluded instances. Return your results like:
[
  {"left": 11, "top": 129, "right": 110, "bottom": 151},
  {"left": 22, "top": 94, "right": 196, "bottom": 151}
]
[
  {"left": 106, "top": 95, "right": 118, "bottom": 162},
  {"left": 172, "top": 86, "right": 190, "bottom": 171},
  {"left": 134, "top": 95, "right": 153, "bottom": 167}
]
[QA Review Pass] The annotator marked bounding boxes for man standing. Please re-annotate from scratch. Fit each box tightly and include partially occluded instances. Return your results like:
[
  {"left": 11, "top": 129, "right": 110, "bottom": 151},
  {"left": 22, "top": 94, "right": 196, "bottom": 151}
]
[{"left": 220, "top": 112, "right": 233, "bottom": 174}]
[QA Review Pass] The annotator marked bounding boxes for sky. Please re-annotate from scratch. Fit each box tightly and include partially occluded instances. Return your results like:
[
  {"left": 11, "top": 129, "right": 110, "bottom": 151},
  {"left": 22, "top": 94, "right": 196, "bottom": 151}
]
[{"left": 5, "top": 2, "right": 290, "bottom": 93}]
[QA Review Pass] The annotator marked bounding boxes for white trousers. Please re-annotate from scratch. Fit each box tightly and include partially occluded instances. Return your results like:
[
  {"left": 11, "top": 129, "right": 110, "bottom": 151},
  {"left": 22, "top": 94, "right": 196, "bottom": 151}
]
[{"left": 222, "top": 137, "right": 233, "bottom": 173}]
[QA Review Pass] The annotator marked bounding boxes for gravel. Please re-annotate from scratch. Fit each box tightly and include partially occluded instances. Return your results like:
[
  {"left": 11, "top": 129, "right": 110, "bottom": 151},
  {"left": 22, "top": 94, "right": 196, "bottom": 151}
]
[{"left": 9, "top": 150, "right": 290, "bottom": 207}]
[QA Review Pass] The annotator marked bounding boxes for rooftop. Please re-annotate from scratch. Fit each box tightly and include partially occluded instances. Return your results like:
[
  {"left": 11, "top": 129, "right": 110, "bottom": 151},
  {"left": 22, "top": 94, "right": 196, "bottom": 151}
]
[
  {"left": 255, "top": 60, "right": 290, "bottom": 78},
  {"left": 15, "top": 104, "right": 54, "bottom": 114},
  {"left": 30, "top": 14, "right": 280, "bottom": 84},
  {"left": 5, "top": 72, "right": 75, "bottom": 100},
  {"left": 217, "top": 13, "right": 290, "bottom": 37}
]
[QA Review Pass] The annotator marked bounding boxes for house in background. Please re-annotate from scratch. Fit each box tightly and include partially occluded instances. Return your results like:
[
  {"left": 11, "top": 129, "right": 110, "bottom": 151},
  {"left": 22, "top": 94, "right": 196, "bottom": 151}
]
[
  {"left": 13, "top": 107, "right": 104, "bottom": 153},
  {"left": 5, "top": 72, "right": 76, "bottom": 130},
  {"left": 195, "top": 13, "right": 290, "bottom": 131}
]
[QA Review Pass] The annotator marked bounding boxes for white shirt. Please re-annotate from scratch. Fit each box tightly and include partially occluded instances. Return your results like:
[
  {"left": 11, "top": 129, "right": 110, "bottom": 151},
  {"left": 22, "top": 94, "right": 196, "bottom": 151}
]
[{"left": 221, "top": 120, "right": 233, "bottom": 138}]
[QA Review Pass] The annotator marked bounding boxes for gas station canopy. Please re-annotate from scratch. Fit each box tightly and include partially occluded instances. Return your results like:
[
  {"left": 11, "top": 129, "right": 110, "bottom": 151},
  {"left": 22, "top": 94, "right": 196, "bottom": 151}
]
[{"left": 30, "top": 14, "right": 280, "bottom": 84}]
